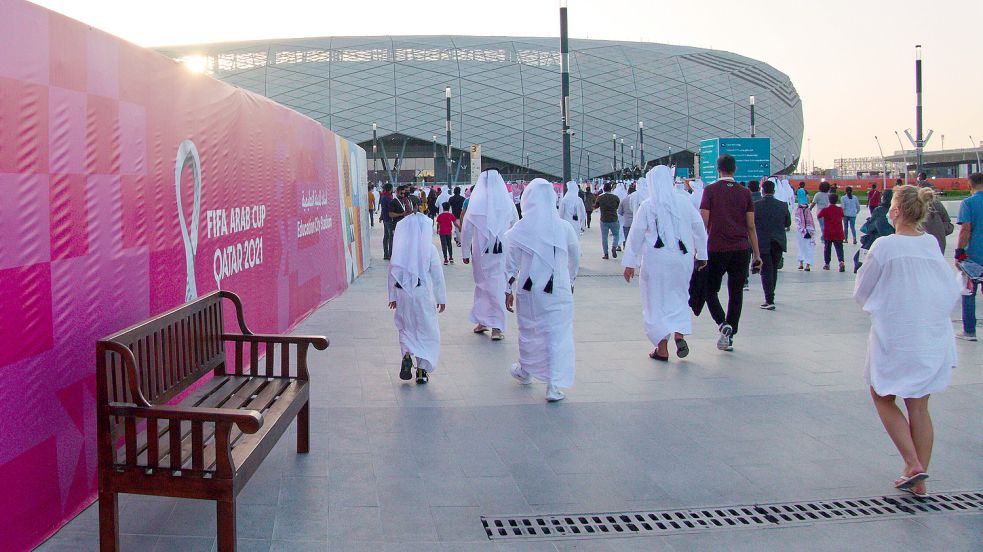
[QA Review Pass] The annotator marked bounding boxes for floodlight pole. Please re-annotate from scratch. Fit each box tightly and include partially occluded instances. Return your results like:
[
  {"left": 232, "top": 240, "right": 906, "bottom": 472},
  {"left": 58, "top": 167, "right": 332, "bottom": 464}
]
[
  {"left": 620, "top": 138, "right": 625, "bottom": 174},
  {"left": 372, "top": 122, "right": 378, "bottom": 182},
  {"left": 630, "top": 145, "right": 635, "bottom": 170},
  {"left": 612, "top": 134, "right": 617, "bottom": 174},
  {"left": 445, "top": 87, "right": 452, "bottom": 187},
  {"left": 915, "top": 45, "right": 923, "bottom": 176},
  {"left": 874, "top": 136, "right": 888, "bottom": 191},
  {"left": 638, "top": 121, "right": 645, "bottom": 171},
  {"left": 971, "top": 136, "right": 981, "bottom": 172},
  {"left": 560, "top": 0, "right": 572, "bottom": 182},
  {"left": 432, "top": 135, "right": 437, "bottom": 184},
  {"left": 749, "top": 95, "right": 756, "bottom": 137},
  {"left": 894, "top": 130, "right": 910, "bottom": 185}
]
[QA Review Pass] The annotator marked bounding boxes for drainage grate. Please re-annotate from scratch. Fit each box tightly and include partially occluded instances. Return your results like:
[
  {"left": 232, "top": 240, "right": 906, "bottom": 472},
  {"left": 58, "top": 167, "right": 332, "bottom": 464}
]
[{"left": 482, "top": 491, "right": 983, "bottom": 540}]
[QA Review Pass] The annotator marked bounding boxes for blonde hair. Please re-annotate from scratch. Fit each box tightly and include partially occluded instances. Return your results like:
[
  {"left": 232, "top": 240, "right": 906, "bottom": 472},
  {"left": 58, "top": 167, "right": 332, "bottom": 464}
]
[{"left": 891, "top": 185, "right": 935, "bottom": 229}]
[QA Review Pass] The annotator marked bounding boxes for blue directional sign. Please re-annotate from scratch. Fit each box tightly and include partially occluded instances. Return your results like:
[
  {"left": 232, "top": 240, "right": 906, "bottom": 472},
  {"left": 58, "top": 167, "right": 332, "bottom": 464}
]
[{"left": 699, "top": 137, "right": 771, "bottom": 182}]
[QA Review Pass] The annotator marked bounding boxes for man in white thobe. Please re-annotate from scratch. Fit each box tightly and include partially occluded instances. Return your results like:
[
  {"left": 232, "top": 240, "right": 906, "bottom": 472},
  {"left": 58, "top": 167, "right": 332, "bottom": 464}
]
[
  {"left": 462, "top": 169, "right": 519, "bottom": 341},
  {"left": 558, "top": 181, "right": 587, "bottom": 235},
  {"left": 623, "top": 166, "right": 708, "bottom": 361},
  {"left": 505, "top": 179, "right": 581, "bottom": 402},
  {"left": 389, "top": 212, "right": 447, "bottom": 383}
]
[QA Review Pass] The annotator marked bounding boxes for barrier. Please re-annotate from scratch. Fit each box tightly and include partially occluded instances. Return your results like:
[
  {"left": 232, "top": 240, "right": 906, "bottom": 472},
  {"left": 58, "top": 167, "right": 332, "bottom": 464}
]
[{"left": 0, "top": 1, "right": 369, "bottom": 549}]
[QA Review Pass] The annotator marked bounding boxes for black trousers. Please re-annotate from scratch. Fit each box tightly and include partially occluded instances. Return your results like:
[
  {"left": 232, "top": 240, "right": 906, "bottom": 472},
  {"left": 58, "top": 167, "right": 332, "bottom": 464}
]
[
  {"left": 824, "top": 240, "right": 844, "bottom": 265},
  {"left": 705, "top": 249, "right": 752, "bottom": 335},
  {"left": 585, "top": 210, "right": 592, "bottom": 228},
  {"left": 383, "top": 221, "right": 396, "bottom": 259},
  {"left": 369, "top": 209, "right": 375, "bottom": 227},
  {"left": 439, "top": 234, "right": 453, "bottom": 260},
  {"left": 760, "top": 241, "right": 783, "bottom": 304}
]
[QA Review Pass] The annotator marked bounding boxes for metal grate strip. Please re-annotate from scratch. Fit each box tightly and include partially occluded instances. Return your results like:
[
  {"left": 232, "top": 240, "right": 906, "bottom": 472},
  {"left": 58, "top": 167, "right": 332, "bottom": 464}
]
[{"left": 482, "top": 491, "right": 983, "bottom": 541}]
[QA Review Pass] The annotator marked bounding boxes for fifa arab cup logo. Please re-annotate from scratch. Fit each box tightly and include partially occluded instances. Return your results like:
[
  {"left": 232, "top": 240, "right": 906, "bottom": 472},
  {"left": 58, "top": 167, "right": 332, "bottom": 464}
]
[{"left": 175, "top": 139, "right": 203, "bottom": 302}]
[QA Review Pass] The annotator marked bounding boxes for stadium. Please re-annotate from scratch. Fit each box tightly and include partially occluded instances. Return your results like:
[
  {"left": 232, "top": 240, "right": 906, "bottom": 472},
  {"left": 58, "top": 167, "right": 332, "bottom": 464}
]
[{"left": 160, "top": 36, "right": 803, "bottom": 183}]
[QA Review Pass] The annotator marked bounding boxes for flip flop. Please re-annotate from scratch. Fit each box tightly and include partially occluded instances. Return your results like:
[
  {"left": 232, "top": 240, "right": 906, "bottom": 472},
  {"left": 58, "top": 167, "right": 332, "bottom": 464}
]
[
  {"left": 649, "top": 351, "right": 669, "bottom": 362},
  {"left": 473, "top": 325, "right": 489, "bottom": 334},
  {"left": 894, "top": 472, "right": 928, "bottom": 490},
  {"left": 900, "top": 486, "right": 929, "bottom": 498},
  {"left": 675, "top": 338, "right": 689, "bottom": 358}
]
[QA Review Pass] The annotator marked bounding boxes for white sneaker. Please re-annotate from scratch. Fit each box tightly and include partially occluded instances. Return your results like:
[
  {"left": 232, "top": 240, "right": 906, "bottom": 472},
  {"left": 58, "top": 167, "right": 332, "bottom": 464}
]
[
  {"left": 510, "top": 363, "right": 533, "bottom": 385},
  {"left": 716, "top": 324, "right": 734, "bottom": 351},
  {"left": 546, "top": 384, "right": 565, "bottom": 402},
  {"left": 956, "top": 332, "right": 978, "bottom": 342},
  {"left": 490, "top": 328, "right": 504, "bottom": 341}
]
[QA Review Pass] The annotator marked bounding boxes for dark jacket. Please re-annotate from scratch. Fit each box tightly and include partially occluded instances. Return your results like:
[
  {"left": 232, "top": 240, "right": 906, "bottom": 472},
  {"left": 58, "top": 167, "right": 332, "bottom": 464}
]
[{"left": 754, "top": 195, "right": 792, "bottom": 252}]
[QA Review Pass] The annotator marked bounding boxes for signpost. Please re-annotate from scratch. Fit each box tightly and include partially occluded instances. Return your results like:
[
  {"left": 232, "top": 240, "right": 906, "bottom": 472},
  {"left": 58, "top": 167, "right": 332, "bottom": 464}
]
[
  {"left": 699, "top": 137, "right": 771, "bottom": 182},
  {"left": 469, "top": 144, "right": 482, "bottom": 185}
]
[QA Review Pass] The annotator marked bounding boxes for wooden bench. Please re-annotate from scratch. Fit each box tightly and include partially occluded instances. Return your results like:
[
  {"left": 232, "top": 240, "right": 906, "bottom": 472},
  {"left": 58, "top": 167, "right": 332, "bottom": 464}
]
[{"left": 96, "top": 290, "right": 328, "bottom": 551}]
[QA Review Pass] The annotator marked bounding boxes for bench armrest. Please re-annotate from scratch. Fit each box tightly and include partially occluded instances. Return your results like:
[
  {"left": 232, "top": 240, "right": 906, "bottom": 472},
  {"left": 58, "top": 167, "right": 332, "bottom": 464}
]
[
  {"left": 108, "top": 403, "right": 264, "bottom": 434},
  {"left": 223, "top": 333, "right": 329, "bottom": 350}
]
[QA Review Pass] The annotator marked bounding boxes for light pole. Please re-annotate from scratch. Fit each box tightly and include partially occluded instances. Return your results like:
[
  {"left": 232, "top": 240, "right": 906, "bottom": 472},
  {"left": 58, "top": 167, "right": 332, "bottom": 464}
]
[
  {"left": 971, "top": 136, "right": 981, "bottom": 173},
  {"left": 638, "top": 121, "right": 645, "bottom": 171},
  {"left": 445, "top": 87, "right": 452, "bottom": 187},
  {"left": 894, "top": 130, "right": 910, "bottom": 184},
  {"left": 612, "top": 134, "right": 617, "bottom": 174},
  {"left": 559, "top": 0, "right": 572, "bottom": 182},
  {"left": 749, "top": 95, "right": 756, "bottom": 137},
  {"left": 586, "top": 152, "right": 590, "bottom": 179},
  {"left": 630, "top": 145, "right": 635, "bottom": 171},
  {"left": 620, "top": 138, "right": 625, "bottom": 174},
  {"left": 372, "top": 122, "right": 378, "bottom": 183},
  {"left": 432, "top": 135, "right": 437, "bottom": 184},
  {"left": 874, "top": 136, "right": 888, "bottom": 191},
  {"left": 914, "top": 45, "right": 923, "bottom": 175}
]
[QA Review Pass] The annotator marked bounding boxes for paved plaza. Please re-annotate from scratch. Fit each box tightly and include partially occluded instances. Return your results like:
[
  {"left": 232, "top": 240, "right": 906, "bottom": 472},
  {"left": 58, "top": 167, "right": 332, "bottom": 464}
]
[{"left": 42, "top": 217, "right": 981, "bottom": 551}]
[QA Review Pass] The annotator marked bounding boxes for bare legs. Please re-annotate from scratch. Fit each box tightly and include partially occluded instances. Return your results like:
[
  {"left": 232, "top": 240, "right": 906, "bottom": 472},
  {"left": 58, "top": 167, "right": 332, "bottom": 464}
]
[{"left": 870, "top": 388, "right": 932, "bottom": 493}]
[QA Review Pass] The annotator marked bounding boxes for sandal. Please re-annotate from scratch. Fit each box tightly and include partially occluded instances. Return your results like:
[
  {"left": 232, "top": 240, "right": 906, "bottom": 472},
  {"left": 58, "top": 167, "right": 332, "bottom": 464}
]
[
  {"left": 895, "top": 472, "right": 928, "bottom": 490},
  {"left": 674, "top": 338, "right": 689, "bottom": 358},
  {"left": 649, "top": 350, "right": 670, "bottom": 362}
]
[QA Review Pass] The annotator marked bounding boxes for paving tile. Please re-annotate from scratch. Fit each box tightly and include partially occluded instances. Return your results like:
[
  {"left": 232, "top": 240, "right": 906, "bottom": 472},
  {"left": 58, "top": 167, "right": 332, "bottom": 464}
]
[{"left": 41, "top": 226, "right": 983, "bottom": 551}]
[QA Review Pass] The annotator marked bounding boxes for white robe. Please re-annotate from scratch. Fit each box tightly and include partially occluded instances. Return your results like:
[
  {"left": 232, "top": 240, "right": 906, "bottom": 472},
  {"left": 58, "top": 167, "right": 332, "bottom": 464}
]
[
  {"left": 389, "top": 245, "right": 447, "bottom": 372},
  {"left": 853, "top": 234, "right": 960, "bottom": 398},
  {"left": 623, "top": 191, "right": 708, "bottom": 344},
  {"left": 506, "top": 221, "right": 581, "bottom": 388},
  {"left": 559, "top": 194, "right": 587, "bottom": 235},
  {"left": 462, "top": 212, "right": 518, "bottom": 330}
]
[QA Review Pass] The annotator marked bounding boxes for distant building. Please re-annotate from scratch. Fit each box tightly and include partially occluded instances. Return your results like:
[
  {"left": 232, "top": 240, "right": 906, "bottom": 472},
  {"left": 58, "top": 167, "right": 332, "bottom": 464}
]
[
  {"left": 161, "top": 36, "right": 803, "bottom": 182},
  {"left": 834, "top": 157, "right": 906, "bottom": 178}
]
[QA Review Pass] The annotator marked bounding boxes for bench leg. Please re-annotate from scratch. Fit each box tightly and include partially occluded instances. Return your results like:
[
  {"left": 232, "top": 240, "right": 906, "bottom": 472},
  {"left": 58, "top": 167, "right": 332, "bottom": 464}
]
[
  {"left": 98, "top": 490, "right": 119, "bottom": 552},
  {"left": 216, "top": 498, "right": 237, "bottom": 552},
  {"left": 297, "top": 400, "right": 310, "bottom": 454}
]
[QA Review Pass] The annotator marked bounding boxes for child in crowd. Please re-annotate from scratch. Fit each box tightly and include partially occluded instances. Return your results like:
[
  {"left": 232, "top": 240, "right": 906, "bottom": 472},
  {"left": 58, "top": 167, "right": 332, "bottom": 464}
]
[
  {"left": 818, "top": 193, "right": 846, "bottom": 272},
  {"left": 435, "top": 202, "right": 460, "bottom": 265},
  {"left": 389, "top": 212, "right": 447, "bottom": 384},
  {"left": 794, "top": 202, "right": 816, "bottom": 271}
]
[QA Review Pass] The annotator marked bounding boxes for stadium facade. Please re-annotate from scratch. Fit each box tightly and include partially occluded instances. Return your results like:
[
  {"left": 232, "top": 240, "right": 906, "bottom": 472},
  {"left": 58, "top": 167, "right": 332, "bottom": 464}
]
[{"left": 160, "top": 36, "right": 803, "bottom": 183}]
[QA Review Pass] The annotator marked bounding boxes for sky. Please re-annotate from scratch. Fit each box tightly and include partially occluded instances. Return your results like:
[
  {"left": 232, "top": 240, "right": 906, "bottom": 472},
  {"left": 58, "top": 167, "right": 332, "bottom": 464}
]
[{"left": 30, "top": 0, "right": 983, "bottom": 169}]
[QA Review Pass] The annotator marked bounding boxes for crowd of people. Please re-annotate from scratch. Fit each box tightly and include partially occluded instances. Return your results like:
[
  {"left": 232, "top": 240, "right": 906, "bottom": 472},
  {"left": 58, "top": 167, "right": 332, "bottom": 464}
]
[{"left": 371, "top": 161, "right": 981, "bottom": 496}]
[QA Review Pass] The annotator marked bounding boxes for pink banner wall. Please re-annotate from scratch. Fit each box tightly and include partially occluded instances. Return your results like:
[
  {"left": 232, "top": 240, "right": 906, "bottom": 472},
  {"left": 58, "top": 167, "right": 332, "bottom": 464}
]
[{"left": 0, "top": 1, "right": 369, "bottom": 549}]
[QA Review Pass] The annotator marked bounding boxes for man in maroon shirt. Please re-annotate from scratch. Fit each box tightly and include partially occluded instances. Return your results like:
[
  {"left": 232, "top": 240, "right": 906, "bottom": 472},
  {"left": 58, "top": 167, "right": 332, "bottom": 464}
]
[{"left": 699, "top": 155, "right": 762, "bottom": 351}]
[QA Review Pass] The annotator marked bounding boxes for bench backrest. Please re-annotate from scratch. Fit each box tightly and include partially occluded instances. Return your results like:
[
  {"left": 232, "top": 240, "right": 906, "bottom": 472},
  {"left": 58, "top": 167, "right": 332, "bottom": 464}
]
[{"left": 97, "top": 291, "right": 230, "bottom": 409}]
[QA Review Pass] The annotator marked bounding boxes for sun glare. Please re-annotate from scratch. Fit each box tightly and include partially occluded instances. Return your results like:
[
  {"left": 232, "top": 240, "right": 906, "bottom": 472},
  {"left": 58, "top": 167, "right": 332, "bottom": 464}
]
[{"left": 180, "top": 55, "right": 209, "bottom": 73}]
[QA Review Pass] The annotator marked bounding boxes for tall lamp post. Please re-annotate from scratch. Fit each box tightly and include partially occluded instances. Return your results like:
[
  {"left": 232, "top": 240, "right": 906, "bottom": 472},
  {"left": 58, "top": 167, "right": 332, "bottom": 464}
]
[
  {"left": 432, "top": 135, "right": 437, "bottom": 184},
  {"left": 914, "top": 45, "right": 923, "bottom": 175},
  {"left": 630, "top": 145, "right": 635, "bottom": 172},
  {"left": 612, "top": 134, "right": 617, "bottom": 175},
  {"left": 559, "top": 0, "right": 572, "bottom": 182},
  {"left": 894, "top": 130, "right": 910, "bottom": 184},
  {"left": 638, "top": 121, "right": 645, "bottom": 171},
  {"left": 749, "top": 95, "right": 756, "bottom": 137},
  {"left": 372, "top": 122, "right": 378, "bottom": 183},
  {"left": 874, "top": 136, "right": 888, "bottom": 191},
  {"left": 620, "top": 138, "right": 625, "bottom": 175},
  {"left": 445, "top": 87, "right": 452, "bottom": 187},
  {"left": 971, "top": 136, "right": 982, "bottom": 173}
]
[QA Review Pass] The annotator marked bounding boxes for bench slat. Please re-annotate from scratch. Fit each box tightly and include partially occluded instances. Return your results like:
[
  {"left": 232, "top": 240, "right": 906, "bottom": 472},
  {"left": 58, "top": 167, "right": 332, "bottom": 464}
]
[{"left": 230, "top": 381, "right": 307, "bottom": 471}]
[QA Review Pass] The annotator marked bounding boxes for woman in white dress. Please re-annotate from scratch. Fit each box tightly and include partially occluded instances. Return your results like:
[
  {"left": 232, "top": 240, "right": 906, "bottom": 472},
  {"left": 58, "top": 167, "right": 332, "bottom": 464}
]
[{"left": 853, "top": 185, "right": 961, "bottom": 497}]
